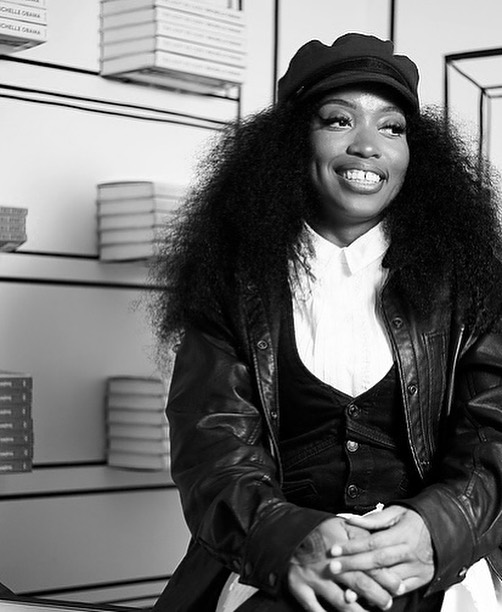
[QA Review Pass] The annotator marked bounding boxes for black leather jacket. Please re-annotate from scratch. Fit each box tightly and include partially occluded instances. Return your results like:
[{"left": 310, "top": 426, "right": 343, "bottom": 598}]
[{"left": 154, "top": 272, "right": 502, "bottom": 612}]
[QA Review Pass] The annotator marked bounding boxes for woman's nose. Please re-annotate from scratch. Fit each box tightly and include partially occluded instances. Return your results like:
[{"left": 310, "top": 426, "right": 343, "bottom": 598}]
[{"left": 346, "top": 129, "right": 381, "bottom": 158}]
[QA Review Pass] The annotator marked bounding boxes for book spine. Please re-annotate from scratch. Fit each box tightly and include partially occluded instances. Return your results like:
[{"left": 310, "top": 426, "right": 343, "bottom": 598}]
[
  {"left": 103, "top": 35, "right": 245, "bottom": 67},
  {"left": 0, "top": 459, "right": 32, "bottom": 472},
  {"left": 0, "top": 405, "right": 31, "bottom": 418},
  {"left": 151, "top": 50, "right": 244, "bottom": 83},
  {"left": 0, "top": 16, "right": 46, "bottom": 41},
  {"left": 0, "top": 1, "right": 47, "bottom": 24},
  {"left": 153, "top": 5, "right": 243, "bottom": 35},
  {"left": 0, "top": 417, "right": 32, "bottom": 429},
  {"left": 101, "top": 13, "right": 245, "bottom": 52},
  {"left": 0, "top": 206, "right": 28, "bottom": 216},
  {"left": 0, "top": 231, "right": 27, "bottom": 241},
  {"left": 0, "top": 390, "right": 32, "bottom": 403},
  {"left": 0, "top": 217, "right": 27, "bottom": 226},
  {"left": 10, "top": 0, "right": 46, "bottom": 7},
  {"left": 102, "top": 6, "right": 243, "bottom": 37},
  {"left": 152, "top": 36, "right": 245, "bottom": 67},
  {"left": 0, "top": 445, "right": 33, "bottom": 459},
  {"left": 0, "top": 377, "right": 32, "bottom": 389},
  {"left": 0, "top": 431, "right": 32, "bottom": 444},
  {"left": 101, "top": 0, "right": 244, "bottom": 26}
]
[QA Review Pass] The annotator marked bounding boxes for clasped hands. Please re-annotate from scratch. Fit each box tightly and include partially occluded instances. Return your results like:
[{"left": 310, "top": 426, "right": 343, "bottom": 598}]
[{"left": 288, "top": 506, "right": 434, "bottom": 612}]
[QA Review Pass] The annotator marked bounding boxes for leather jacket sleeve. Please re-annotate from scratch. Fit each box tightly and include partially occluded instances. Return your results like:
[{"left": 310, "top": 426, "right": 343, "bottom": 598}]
[
  {"left": 167, "top": 315, "right": 332, "bottom": 596},
  {"left": 404, "top": 326, "right": 502, "bottom": 593}
]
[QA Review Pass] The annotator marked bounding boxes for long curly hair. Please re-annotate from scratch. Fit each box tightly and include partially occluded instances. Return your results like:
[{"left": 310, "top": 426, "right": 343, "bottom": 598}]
[{"left": 147, "top": 98, "right": 502, "bottom": 354}]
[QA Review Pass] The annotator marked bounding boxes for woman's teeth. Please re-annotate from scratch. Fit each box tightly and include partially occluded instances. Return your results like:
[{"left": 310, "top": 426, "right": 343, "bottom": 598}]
[{"left": 342, "top": 169, "right": 382, "bottom": 184}]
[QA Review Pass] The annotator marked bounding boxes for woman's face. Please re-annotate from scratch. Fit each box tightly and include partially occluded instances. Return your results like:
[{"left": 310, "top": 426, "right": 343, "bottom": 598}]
[{"left": 309, "top": 86, "right": 409, "bottom": 243}]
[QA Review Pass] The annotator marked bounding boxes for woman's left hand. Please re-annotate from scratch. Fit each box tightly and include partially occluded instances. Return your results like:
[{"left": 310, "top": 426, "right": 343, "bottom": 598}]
[{"left": 328, "top": 506, "right": 435, "bottom": 595}]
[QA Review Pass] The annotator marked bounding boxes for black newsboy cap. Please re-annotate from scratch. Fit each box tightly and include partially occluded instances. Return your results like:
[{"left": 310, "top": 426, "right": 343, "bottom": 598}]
[{"left": 277, "top": 33, "right": 420, "bottom": 113}]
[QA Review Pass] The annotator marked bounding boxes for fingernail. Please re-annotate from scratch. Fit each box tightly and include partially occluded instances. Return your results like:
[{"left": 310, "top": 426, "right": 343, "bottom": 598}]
[
  {"left": 329, "top": 560, "right": 342, "bottom": 574},
  {"left": 382, "top": 599, "right": 393, "bottom": 611},
  {"left": 330, "top": 545, "right": 342, "bottom": 556},
  {"left": 396, "top": 582, "right": 406, "bottom": 596}
]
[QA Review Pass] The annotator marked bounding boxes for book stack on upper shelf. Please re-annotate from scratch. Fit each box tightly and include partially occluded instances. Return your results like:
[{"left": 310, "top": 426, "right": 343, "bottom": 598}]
[
  {"left": 0, "top": 206, "right": 27, "bottom": 252},
  {"left": 0, "top": 0, "right": 47, "bottom": 54},
  {"left": 99, "top": 0, "right": 246, "bottom": 94},
  {"left": 0, "top": 370, "right": 33, "bottom": 473},
  {"left": 97, "top": 180, "right": 184, "bottom": 262},
  {"left": 105, "top": 376, "right": 170, "bottom": 471}
]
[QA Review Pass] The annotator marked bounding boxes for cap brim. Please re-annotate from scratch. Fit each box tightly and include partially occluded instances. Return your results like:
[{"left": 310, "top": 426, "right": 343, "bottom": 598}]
[{"left": 299, "top": 72, "right": 419, "bottom": 113}]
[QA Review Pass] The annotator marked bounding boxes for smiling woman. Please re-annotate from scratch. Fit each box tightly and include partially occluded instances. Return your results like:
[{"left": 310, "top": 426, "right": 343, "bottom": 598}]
[{"left": 148, "top": 33, "right": 502, "bottom": 612}]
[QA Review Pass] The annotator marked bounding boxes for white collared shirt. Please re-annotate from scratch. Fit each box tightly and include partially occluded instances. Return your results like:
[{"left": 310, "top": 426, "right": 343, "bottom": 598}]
[{"left": 290, "top": 222, "right": 393, "bottom": 397}]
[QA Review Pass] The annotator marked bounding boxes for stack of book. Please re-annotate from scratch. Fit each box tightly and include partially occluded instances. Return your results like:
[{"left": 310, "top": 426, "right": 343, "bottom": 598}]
[
  {"left": 100, "top": 0, "right": 246, "bottom": 94},
  {"left": 0, "top": 206, "right": 27, "bottom": 252},
  {"left": 0, "top": 0, "right": 47, "bottom": 54},
  {"left": 105, "top": 376, "right": 170, "bottom": 471},
  {"left": 0, "top": 370, "right": 33, "bottom": 473},
  {"left": 97, "top": 180, "right": 184, "bottom": 262}
]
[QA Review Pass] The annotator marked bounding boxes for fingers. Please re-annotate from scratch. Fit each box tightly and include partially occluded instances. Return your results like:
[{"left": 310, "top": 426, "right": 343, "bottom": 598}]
[
  {"left": 330, "top": 544, "right": 410, "bottom": 573},
  {"left": 343, "top": 507, "right": 404, "bottom": 532},
  {"left": 333, "top": 570, "right": 394, "bottom": 611},
  {"left": 331, "top": 530, "right": 402, "bottom": 558},
  {"left": 290, "top": 580, "right": 370, "bottom": 612},
  {"left": 367, "top": 568, "right": 406, "bottom": 597}
]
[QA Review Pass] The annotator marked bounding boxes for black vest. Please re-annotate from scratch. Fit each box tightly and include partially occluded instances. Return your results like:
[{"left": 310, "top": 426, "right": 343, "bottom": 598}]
[{"left": 278, "top": 299, "right": 421, "bottom": 515}]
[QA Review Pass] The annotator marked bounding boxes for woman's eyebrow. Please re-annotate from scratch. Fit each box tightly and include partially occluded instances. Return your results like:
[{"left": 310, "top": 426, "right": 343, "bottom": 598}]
[{"left": 318, "top": 99, "right": 404, "bottom": 115}]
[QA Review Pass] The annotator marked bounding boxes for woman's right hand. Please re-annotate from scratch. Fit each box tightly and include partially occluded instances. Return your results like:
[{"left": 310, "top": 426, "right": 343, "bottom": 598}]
[{"left": 288, "top": 517, "right": 403, "bottom": 612}]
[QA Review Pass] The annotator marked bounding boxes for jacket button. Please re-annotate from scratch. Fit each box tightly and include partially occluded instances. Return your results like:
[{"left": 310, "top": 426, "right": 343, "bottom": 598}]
[
  {"left": 244, "top": 562, "right": 253, "bottom": 576},
  {"left": 347, "top": 403, "right": 360, "bottom": 419},
  {"left": 346, "top": 440, "right": 359, "bottom": 453},
  {"left": 268, "top": 572, "right": 277, "bottom": 587},
  {"left": 256, "top": 339, "right": 268, "bottom": 350},
  {"left": 407, "top": 383, "right": 418, "bottom": 395},
  {"left": 270, "top": 410, "right": 278, "bottom": 420},
  {"left": 347, "top": 484, "right": 360, "bottom": 498},
  {"left": 392, "top": 317, "right": 403, "bottom": 328}
]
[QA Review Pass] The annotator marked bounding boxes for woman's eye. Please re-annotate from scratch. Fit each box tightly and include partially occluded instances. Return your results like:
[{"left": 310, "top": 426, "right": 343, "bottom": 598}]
[
  {"left": 381, "top": 122, "right": 406, "bottom": 136},
  {"left": 320, "top": 114, "right": 352, "bottom": 129}
]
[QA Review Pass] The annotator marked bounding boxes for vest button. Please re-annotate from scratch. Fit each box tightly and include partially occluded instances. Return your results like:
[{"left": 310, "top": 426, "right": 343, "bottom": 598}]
[
  {"left": 256, "top": 339, "right": 268, "bottom": 350},
  {"left": 347, "top": 484, "right": 360, "bottom": 499},
  {"left": 347, "top": 403, "right": 360, "bottom": 419},
  {"left": 392, "top": 317, "right": 404, "bottom": 329},
  {"left": 407, "top": 383, "right": 418, "bottom": 395},
  {"left": 346, "top": 440, "right": 359, "bottom": 453}
]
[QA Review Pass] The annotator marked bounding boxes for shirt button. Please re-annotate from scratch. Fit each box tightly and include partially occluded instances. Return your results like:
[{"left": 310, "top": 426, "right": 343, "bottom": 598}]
[
  {"left": 392, "top": 317, "right": 404, "bottom": 329},
  {"left": 347, "top": 484, "right": 360, "bottom": 498},
  {"left": 347, "top": 403, "right": 360, "bottom": 419},
  {"left": 346, "top": 440, "right": 359, "bottom": 453},
  {"left": 407, "top": 383, "right": 418, "bottom": 395},
  {"left": 256, "top": 339, "right": 268, "bottom": 350}
]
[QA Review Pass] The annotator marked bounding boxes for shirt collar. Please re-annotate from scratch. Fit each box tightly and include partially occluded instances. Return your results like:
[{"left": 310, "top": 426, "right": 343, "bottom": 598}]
[{"left": 305, "top": 221, "right": 390, "bottom": 277}]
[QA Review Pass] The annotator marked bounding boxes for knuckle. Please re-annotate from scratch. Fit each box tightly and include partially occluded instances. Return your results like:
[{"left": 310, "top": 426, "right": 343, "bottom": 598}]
[
  {"left": 368, "top": 536, "right": 379, "bottom": 551},
  {"left": 354, "top": 573, "right": 372, "bottom": 591},
  {"left": 374, "top": 550, "right": 390, "bottom": 567}
]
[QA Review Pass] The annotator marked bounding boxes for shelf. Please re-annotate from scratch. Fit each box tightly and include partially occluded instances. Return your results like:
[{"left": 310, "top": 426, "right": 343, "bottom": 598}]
[{"left": 0, "top": 252, "right": 154, "bottom": 289}]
